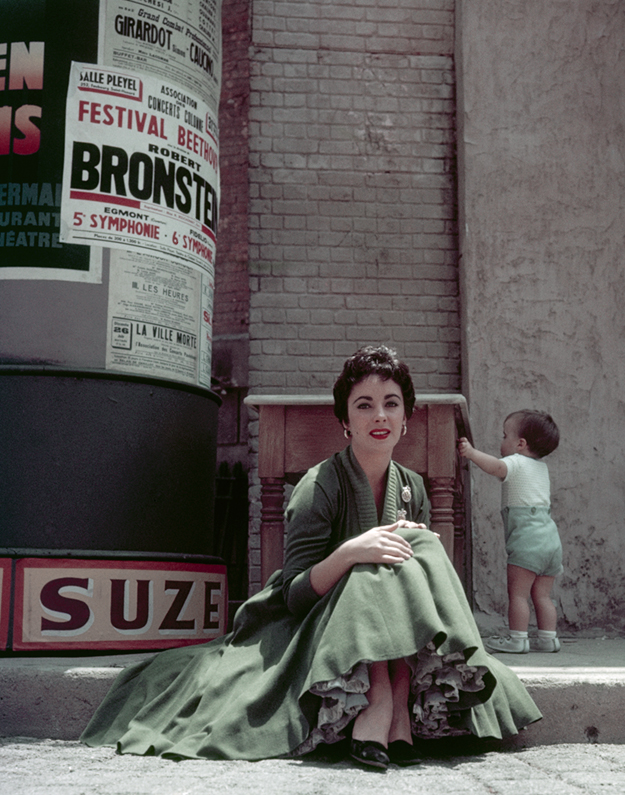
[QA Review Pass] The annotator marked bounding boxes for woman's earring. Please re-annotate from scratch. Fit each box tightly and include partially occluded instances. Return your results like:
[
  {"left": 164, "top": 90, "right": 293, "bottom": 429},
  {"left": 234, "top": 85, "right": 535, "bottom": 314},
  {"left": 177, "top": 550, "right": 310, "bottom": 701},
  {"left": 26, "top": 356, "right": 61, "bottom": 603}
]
[
  {"left": 402, "top": 423, "right": 407, "bottom": 436},
  {"left": 343, "top": 427, "right": 351, "bottom": 439}
]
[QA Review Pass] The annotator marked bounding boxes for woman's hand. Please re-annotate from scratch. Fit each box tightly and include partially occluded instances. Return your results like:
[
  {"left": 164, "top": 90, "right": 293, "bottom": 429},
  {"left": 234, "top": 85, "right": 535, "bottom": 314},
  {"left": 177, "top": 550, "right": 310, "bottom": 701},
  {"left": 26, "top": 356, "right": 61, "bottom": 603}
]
[
  {"left": 342, "top": 521, "right": 421, "bottom": 566},
  {"left": 310, "top": 520, "right": 432, "bottom": 597}
]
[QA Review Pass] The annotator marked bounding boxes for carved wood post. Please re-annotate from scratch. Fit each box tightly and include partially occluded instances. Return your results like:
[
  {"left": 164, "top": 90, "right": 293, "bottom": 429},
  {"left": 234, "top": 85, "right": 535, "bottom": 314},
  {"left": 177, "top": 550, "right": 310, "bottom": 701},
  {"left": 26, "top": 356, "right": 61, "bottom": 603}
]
[
  {"left": 429, "top": 476, "right": 455, "bottom": 560},
  {"left": 260, "top": 477, "right": 285, "bottom": 585},
  {"left": 427, "top": 404, "right": 456, "bottom": 565},
  {"left": 453, "top": 465, "right": 467, "bottom": 581},
  {"left": 257, "top": 404, "right": 286, "bottom": 586}
]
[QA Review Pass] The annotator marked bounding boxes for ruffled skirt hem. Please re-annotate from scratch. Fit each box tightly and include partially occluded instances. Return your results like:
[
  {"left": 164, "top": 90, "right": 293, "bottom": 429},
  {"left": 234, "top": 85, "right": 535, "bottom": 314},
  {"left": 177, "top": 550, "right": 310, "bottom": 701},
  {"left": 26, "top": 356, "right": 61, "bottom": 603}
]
[{"left": 290, "top": 640, "right": 488, "bottom": 756}]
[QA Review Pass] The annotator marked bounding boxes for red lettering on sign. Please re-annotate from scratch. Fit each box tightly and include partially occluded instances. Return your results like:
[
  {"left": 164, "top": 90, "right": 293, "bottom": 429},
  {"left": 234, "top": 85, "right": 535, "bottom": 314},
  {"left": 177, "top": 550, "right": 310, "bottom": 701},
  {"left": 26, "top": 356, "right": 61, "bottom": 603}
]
[
  {"left": 110, "top": 579, "right": 152, "bottom": 631},
  {"left": 40, "top": 577, "right": 93, "bottom": 632},
  {"left": 160, "top": 580, "right": 195, "bottom": 631}
]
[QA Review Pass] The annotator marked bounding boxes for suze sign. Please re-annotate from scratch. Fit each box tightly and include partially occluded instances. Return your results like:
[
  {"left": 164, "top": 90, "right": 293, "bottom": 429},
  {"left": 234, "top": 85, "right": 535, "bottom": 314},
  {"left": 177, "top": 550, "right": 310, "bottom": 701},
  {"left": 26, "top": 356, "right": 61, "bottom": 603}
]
[
  {"left": 11, "top": 558, "right": 227, "bottom": 651},
  {"left": 0, "top": 560, "right": 10, "bottom": 650}
]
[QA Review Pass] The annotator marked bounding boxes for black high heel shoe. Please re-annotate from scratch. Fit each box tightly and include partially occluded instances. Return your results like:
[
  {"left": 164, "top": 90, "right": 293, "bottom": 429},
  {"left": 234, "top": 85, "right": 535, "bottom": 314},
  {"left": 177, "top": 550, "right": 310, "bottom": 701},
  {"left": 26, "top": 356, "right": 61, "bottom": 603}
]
[
  {"left": 387, "top": 739, "right": 422, "bottom": 766},
  {"left": 350, "top": 739, "right": 390, "bottom": 770}
]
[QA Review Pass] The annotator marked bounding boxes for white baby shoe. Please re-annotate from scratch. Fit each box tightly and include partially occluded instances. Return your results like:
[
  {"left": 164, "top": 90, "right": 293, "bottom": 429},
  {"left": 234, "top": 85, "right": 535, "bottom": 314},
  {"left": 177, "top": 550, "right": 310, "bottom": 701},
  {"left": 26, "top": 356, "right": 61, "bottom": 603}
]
[
  {"left": 530, "top": 635, "right": 561, "bottom": 653},
  {"left": 485, "top": 634, "right": 530, "bottom": 654}
]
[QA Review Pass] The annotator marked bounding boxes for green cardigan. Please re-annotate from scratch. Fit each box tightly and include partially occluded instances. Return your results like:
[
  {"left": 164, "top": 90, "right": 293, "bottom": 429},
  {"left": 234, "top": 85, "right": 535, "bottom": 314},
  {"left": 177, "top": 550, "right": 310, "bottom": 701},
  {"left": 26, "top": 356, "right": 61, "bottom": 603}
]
[{"left": 282, "top": 444, "right": 430, "bottom": 616}]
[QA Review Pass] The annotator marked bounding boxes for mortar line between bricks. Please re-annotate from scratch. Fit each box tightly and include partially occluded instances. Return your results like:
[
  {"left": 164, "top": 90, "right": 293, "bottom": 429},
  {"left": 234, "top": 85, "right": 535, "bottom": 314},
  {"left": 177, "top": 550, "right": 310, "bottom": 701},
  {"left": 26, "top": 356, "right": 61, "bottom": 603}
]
[{"left": 253, "top": 44, "right": 454, "bottom": 58}]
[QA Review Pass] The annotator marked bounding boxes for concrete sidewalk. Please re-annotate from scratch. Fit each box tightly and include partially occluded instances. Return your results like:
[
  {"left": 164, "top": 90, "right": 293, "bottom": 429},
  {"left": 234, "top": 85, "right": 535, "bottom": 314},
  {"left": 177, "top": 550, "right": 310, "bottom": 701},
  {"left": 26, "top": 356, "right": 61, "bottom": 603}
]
[
  {"left": 2, "top": 738, "right": 625, "bottom": 795},
  {"left": 0, "top": 637, "right": 624, "bottom": 745}
]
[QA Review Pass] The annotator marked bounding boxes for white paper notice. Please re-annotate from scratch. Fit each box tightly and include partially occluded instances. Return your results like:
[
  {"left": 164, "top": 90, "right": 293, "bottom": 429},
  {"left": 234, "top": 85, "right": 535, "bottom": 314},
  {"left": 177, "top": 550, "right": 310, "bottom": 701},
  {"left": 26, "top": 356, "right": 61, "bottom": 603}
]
[
  {"left": 98, "top": 0, "right": 221, "bottom": 112},
  {"left": 60, "top": 62, "right": 218, "bottom": 277},
  {"left": 106, "top": 248, "right": 213, "bottom": 385}
]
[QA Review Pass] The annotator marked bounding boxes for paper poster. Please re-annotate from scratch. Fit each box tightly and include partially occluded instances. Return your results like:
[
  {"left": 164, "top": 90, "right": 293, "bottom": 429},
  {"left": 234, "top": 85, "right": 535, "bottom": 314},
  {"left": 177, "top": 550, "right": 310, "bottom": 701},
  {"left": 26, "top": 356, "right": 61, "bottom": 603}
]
[
  {"left": 0, "top": 0, "right": 103, "bottom": 281},
  {"left": 106, "top": 248, "right": 213, "bottom": 385},
  {"left": 2, "top": 0, "right": 221, "bottom": 290},
  {"left": 60, "top": 62, "right": 218, "bottom": 276},
  {"left": 98, "top": 0, "right": 221, "bottom": 112}
]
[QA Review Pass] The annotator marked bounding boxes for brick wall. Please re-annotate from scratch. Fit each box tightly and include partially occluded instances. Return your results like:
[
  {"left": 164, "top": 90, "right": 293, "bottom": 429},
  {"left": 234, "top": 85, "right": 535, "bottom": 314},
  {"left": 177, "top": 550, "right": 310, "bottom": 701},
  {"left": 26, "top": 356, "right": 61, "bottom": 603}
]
[
  {"left": 216, "top": 0, "right": 251, "bottom": 341},
  {"left": 245, "top": 0, "right": 460, "bottom": 592},
  {"left": 213, "top": 0, "right": 251, "bottom": 469},
  {"left": 248, "top": 0, "right": 459, "bottom": 394}
]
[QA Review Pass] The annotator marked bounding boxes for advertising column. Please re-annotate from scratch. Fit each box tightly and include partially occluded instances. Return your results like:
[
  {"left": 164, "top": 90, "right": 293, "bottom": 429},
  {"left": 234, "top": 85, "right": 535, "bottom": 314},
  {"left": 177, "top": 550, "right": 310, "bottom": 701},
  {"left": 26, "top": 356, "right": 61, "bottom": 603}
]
[
  {"left": 0, "top": 0, "right": 227, "bottom": 652},
  {"left": 62, "top": 0, "right": 222, "bottom": 387}
]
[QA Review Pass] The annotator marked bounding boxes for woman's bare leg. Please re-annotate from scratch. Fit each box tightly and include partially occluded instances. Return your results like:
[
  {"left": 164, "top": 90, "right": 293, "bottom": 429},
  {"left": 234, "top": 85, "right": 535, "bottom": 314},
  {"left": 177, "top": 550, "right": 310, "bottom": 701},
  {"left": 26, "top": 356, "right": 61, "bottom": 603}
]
[
  {"left": 352, "top": 661, "right": 393, "bottom": 746},
  {"left": 388, "top": 658, "right": 413, "bottom": 744}
]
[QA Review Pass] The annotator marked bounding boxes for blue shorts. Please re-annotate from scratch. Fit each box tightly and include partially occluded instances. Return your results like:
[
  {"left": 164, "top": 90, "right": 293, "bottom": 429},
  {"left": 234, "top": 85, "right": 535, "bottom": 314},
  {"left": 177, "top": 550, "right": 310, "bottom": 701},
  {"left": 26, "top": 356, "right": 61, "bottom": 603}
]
[{"left": 501, "top": 506, "right": 563, "bottom": 577}]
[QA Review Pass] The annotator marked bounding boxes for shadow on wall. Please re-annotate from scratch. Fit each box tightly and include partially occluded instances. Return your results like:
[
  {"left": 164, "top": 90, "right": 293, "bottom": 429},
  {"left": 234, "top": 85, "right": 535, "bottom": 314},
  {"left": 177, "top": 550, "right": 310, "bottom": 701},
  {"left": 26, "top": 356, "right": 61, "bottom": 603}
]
[{"left": 214, "top": 461, "right": 249, "bottom": 612}]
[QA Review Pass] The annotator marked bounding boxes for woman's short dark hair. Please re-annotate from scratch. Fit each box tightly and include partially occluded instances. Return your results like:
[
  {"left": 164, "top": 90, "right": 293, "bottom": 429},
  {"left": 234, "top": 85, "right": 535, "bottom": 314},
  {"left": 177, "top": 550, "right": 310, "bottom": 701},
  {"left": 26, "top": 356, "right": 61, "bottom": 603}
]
[
  {"left": 506, "top": 409, "right": 560, "bottom": 458},
  {"left": 333, "top": 345, "right": 415, "bottom": 424}
]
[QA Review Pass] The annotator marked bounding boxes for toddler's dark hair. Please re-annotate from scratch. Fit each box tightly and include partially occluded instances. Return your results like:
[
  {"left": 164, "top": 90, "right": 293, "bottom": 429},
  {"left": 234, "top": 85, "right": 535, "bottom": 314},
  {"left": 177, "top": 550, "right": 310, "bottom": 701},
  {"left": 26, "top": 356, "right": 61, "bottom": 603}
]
[
  {"left": 506, "top": 409, "right": 559, "bottom": 458},
  {"left": 333, "top": 345, "right": 415, "bottom": 424}
]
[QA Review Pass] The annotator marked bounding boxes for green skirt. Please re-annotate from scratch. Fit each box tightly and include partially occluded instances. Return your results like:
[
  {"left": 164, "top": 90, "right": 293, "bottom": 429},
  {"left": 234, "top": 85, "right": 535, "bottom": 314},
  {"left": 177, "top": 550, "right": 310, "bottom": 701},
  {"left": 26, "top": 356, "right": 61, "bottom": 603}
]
[{"left": 81, "top": 530, "right": 541, "bottom": 760}]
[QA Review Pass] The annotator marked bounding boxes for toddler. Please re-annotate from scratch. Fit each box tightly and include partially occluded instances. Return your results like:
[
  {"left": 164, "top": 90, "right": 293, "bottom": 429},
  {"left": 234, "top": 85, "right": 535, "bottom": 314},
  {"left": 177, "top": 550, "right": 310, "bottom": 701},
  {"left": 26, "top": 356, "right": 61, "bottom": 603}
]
[{"left": 458, "top": 410, "right": 562, "bottom": 654}]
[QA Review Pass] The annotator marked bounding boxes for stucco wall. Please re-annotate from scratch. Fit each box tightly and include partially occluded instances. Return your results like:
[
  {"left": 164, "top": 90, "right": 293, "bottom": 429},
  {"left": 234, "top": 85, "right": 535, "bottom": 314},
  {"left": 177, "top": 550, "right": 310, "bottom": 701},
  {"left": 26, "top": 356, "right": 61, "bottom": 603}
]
[{"left": 457, "top": 1, "right": 625, "bottom": 632}]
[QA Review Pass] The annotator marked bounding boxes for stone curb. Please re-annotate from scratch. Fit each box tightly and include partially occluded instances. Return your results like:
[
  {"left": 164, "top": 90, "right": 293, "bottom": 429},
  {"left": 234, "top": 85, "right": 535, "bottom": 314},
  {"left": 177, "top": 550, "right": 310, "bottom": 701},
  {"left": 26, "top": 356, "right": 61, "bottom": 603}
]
[{"left": 1, "top": 640, "right": 624, "bottom": 745}]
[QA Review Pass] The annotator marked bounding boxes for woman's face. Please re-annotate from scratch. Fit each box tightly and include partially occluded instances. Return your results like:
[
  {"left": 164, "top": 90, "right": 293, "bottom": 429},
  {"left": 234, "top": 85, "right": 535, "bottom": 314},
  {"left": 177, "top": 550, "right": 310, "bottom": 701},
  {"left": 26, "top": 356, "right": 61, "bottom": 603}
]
[{"left": 345, "top": 375, "right": 406, "bottom": 458}]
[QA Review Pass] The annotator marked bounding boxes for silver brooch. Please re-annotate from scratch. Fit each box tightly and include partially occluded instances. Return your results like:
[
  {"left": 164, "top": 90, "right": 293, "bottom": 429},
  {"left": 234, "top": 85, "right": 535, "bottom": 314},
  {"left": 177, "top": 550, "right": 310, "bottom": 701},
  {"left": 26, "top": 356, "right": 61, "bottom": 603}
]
[
  {"left": 396, "top": 509, "right": 407, "bottom": 521},
  {"left": 401, "top": 485, "right": 412, "bottom": 503}
]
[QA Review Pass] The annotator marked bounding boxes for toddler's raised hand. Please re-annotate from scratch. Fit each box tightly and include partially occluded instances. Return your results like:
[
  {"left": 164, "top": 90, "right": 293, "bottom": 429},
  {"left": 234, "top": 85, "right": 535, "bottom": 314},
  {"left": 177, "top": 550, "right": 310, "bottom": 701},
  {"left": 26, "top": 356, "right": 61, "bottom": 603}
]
[{"left": 458, "top": 437, "right": 474, "bottom": 458}]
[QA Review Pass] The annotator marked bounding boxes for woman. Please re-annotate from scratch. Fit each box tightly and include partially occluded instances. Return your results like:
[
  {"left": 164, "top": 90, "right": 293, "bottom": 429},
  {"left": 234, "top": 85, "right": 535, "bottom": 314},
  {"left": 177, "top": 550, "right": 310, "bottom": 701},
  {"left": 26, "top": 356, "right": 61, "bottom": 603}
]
[{"left": 82, "top": 346, "right": 541, "bottom": 769}]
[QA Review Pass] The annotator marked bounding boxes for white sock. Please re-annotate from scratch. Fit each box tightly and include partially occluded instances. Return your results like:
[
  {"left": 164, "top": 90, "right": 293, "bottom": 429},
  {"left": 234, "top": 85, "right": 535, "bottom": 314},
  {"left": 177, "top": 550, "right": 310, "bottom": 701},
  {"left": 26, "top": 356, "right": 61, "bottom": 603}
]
[
  {"left": 537, "top": 630, "right": 557, "bottom": 639},
  {"left": 509, "top": 630, "right": 528, "bottom": 639}
]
